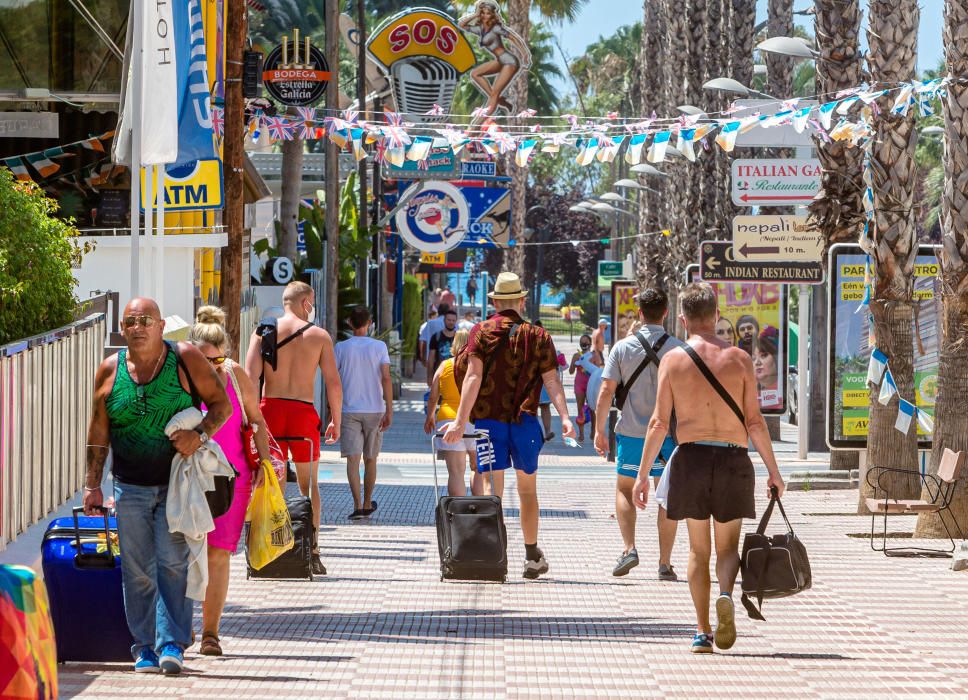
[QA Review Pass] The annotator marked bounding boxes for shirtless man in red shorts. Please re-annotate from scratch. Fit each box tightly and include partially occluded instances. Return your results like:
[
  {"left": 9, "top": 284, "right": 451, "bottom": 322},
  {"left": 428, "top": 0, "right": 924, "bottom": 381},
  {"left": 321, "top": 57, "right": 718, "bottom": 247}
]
[{"left": 246, "top": 281, "right": 342, "bottom": 575}]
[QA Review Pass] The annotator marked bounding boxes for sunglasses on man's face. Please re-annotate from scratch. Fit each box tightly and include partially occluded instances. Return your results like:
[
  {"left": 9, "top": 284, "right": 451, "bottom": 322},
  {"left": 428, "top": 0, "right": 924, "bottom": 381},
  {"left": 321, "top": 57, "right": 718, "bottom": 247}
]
[
  {"left": 205, "top": 355, "right": 227, "bottom": 367},
  {"left": 123, "top": 314, "right": 158, "bottom": 329}
]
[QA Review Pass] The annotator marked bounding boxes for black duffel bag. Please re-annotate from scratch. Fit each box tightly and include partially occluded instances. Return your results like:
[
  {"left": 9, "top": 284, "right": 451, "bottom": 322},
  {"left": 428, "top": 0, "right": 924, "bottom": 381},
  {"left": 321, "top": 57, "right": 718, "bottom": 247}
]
[{"left": 740, "top": 486, "right": 811, "bottom": 620}]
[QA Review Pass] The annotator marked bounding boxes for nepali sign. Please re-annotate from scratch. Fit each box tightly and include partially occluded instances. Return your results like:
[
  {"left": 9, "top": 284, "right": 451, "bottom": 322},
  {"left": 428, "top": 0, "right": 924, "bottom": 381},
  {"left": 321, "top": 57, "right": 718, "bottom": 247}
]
[
  {"left": 732, "top": 215, "right": 822, "bottom": 262},
  {"left": 731, "top": 158, "right": 820, "bottom": 206},
  {"left": 699, "top": 241, "right": 824, "bottom": 285}
]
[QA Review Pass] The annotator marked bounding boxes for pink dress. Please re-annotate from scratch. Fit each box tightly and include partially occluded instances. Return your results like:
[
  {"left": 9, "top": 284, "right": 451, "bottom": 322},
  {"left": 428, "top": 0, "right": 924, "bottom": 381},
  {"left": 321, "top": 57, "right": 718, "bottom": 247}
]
[{"left": 207, "top": 364, "right": 255, "bottom": 552}]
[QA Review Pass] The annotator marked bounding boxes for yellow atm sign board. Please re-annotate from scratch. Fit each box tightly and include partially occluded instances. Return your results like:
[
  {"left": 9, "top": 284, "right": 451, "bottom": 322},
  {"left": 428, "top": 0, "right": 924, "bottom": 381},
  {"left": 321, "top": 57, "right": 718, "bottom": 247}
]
[{"left": 140, "top": 159, "right": 223, "bottom": 211}]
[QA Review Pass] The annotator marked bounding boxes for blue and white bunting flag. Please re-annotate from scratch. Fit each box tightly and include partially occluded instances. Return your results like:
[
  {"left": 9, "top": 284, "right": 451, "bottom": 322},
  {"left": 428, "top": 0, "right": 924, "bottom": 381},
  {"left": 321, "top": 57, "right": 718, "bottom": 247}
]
[
  {"left": 715, "top": 121, "right": 741, "bottom": 152},
  {"left": 792, "top": 107, "right": 812, "bottom": 133},
  {"left": 406, "top": 136, "right": 433, "bottom": 161},
  {"left": 625, "top": 133, "right": 647, "bottom": 165},
  {"left": 916, "top": 409, "right": 935, "bottom": 434},
  {"left": 867, "top": 347, "right": 889, "bottom": 385},
  {"left": 878, "top": 369, "right": 898, "bottom": 405},
  {"left": 515, "top": 139, "right": 538, "bottom": 167},
  {"left": 895, "top": 399, "right": 916, "bottom": 434},
  {"left": 891, "top": 83, "right": 915, "bottom": 116},
  {"left": 576, "top": 137, "right": 600, "bottom": 166},
  {"left": 676, "top": 128, "right": 697, "bottom": 162},
  {"left": 818, "top": 101, "right": 839, "bottom": 129},
  {"left": 647, "top": 131, "right": 671, "bottom": 163}
]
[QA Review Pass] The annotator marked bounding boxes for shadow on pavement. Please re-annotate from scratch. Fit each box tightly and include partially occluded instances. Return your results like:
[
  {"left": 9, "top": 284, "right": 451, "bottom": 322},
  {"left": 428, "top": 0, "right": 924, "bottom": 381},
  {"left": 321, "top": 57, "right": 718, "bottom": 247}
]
[{"left": 220, "top": 608, "right": 697, "bottom": 644}]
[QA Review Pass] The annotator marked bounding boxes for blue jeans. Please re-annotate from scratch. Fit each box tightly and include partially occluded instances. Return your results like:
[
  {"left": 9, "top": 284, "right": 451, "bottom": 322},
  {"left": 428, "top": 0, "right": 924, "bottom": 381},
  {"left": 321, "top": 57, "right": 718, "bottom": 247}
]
[{"left": 114, "top": 481, "right": 193, "bottom": 656}]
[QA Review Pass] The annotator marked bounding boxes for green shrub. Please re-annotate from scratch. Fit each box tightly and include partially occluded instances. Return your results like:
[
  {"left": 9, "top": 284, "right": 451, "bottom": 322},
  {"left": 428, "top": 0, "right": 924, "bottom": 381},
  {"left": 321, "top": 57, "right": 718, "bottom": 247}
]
[
  {"left": 402, "top": 274, "right": 422, "bottom": 360},
  {"left": 0, "top": 169, "right": 83, "bottom": 344}
]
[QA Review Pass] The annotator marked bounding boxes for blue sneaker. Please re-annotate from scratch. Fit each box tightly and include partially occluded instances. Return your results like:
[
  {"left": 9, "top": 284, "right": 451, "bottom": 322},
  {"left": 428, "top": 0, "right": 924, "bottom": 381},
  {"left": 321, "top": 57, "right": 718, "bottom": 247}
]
[
  {"left": 691, "top": 632, "right": 714, "bottom": 654},
  {"left": 134, "top": 647, "right": 161, "bottom": 673},
  {"left": 158, "top": 643, "right": 184, "bottom": 675}
]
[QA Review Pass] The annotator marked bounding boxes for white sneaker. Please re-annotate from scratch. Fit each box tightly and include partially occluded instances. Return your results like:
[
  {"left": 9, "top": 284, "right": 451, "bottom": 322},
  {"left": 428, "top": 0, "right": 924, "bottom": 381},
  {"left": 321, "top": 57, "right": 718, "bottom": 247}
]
[{"left": 522, "top": 556, "right": 549, "bottom": 579}]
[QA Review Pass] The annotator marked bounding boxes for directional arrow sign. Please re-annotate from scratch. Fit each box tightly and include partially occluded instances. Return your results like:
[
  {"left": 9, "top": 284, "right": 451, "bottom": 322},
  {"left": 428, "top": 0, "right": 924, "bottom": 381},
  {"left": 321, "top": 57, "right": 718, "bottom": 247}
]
[
  {"left": 732, "top": 215, "right": 823, "bottom": 262},
  {"left": 731, "top": 158, "right": 820, "bottom": 206},
  {"left": 699, "top": 241, "right": 824, "bottom": 284}
]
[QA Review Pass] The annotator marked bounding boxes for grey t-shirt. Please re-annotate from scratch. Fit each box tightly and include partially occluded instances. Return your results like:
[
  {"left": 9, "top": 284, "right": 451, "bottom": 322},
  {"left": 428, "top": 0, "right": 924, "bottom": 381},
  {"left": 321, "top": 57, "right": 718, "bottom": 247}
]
[{"left": 602, "top": 324, "right": 685, "bottom": 437}]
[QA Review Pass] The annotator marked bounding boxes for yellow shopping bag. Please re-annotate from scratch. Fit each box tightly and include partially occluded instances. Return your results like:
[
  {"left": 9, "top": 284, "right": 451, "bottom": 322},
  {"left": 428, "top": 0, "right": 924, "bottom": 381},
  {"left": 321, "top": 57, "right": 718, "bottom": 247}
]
[{"left": 245, "top": 459, "right": 294, "bottom": 570}]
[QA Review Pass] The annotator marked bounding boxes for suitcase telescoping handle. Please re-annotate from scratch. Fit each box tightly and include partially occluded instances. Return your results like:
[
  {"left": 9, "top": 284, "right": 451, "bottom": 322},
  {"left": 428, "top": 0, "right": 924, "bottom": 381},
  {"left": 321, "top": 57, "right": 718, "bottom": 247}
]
[
  {"left": 71, "top": 505, "right": 116, "bottom": 570},
  {"left": 431, "top": 430, "right": 496, "bottom": 496}
]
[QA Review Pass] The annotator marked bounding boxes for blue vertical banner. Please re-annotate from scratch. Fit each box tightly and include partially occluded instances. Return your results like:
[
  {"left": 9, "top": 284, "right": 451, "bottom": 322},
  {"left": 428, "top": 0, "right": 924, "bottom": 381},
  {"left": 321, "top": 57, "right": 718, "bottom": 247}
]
[{"left": 172, "top": 0, "right": 217, "bottom": 167}]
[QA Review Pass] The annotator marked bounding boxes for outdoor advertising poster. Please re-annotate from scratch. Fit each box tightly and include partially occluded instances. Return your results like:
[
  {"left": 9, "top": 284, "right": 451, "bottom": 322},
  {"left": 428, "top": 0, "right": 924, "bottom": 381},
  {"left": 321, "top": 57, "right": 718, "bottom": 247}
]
[
  {"left": 827, "top": 244, "right": 940, "bottom": 448},
  {"left": 689, "top": 267, "right": 787, "bottom": 414},
  {"left": 610, "top": 280, "right": 638, "bottom": 346}
]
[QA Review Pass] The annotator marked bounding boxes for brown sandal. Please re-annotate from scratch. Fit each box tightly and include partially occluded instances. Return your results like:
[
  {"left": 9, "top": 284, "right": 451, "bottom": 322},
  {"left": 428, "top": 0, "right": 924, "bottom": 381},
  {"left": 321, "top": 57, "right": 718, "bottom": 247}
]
[{"left": 199, "top": 632, "right": 222, "bottom": 656}]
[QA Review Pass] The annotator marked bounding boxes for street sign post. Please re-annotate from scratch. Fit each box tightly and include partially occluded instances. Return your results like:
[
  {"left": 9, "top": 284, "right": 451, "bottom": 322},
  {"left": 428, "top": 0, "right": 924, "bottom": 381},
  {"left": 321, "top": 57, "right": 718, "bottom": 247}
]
[
  {"left": 699, "top": 240, "right": 824, "bottom": 284},
  {"left": 732, "top": 215, "right": 822, "bottom": 262},
  {"left": 597, "top": 260, "right": 624, "bottom": 288},
  {"left": 731, "top": 158, "right": 820, "bottom": 206}
]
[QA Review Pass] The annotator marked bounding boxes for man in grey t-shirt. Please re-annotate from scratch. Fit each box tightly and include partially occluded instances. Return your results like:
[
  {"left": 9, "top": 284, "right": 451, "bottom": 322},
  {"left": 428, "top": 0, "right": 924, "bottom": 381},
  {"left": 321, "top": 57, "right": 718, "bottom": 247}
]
[{"left": 594, "top": 288, "right": 683, "bottom": 580}]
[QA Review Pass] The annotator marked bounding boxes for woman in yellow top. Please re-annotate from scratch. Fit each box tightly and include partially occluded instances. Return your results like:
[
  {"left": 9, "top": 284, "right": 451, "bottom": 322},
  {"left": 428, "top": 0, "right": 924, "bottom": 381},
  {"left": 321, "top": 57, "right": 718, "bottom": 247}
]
[{"left": 424, "top": 330, "right": 484, "bottom": 496}]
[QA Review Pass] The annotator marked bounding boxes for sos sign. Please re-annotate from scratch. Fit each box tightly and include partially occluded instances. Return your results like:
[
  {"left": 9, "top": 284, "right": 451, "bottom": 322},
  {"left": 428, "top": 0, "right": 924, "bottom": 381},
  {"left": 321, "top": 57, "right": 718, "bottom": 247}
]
[{"left": 367, "top": 8, "right": 476, "bottom": 74}]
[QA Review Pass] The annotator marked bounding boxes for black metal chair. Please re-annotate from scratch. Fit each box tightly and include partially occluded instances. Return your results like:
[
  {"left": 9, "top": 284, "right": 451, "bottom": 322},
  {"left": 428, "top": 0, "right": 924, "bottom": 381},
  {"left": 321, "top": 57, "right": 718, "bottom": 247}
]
[{"left": 866, "top": 448, "right": 967, "bottom": 557}]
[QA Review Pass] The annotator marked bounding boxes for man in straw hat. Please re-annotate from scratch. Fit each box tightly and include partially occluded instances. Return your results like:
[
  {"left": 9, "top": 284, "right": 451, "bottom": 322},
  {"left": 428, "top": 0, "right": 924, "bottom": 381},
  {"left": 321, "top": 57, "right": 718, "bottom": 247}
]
[{"left": 444, "top": 272, "right": 575, "bottom": 579}]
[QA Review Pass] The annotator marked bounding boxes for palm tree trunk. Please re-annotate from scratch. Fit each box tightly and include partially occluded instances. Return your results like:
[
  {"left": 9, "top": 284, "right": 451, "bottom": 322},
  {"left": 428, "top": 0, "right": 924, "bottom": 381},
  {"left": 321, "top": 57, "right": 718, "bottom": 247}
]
[
  {"left": 636, "top": 0, "right": 668, "bottom": 288},
  {"left": 808, "top": 0, "right": 864, "bottom": 460},
  {"left": 860, "top": 0, "right": 921, "bottom": 512},
  {"left": 503, "top": 0, "right": 530, "bottom": 280},
  {"left": 766, "top": 0, "right": 795, "bottom": 99},
  {"left": 702, "top": 0, "right": 726, "bottom": 235},
  {"left": 278, "top": 136, "right": 304, "bottom": 262},
  {"left": 915, "top": 0, "right": 968, "bottom": 537}
]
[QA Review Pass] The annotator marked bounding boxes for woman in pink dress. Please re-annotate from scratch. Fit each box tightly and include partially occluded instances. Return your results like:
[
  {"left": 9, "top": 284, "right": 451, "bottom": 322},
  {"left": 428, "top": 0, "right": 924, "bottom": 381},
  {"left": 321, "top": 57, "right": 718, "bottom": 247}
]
[{"left": 189, "top": 306, "right": 272, "bottom": 657}]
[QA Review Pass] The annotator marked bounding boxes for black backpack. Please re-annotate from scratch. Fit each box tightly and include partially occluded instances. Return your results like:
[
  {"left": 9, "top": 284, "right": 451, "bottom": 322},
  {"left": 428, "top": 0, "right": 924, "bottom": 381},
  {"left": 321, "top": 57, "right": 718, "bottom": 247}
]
[{"left": 613, "top": 331, "right": 669, "bottom": 411}]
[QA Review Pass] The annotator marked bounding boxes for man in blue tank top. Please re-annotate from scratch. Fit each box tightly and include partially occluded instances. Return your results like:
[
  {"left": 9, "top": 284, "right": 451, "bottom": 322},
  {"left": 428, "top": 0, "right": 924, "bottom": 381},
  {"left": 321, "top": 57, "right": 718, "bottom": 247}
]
[{"left": 83, "top": 298, "right": 232, "bottom": 674}]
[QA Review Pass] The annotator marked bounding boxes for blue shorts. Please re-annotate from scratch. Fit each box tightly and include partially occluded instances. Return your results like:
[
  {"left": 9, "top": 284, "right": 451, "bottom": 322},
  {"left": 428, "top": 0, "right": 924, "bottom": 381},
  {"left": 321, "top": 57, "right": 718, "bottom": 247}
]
[
  {"left": 474, "top": 415, "right": 543, "bottom": 475},
  {"left": 616, "top": 435, "right": 677, "bottom": 479}
]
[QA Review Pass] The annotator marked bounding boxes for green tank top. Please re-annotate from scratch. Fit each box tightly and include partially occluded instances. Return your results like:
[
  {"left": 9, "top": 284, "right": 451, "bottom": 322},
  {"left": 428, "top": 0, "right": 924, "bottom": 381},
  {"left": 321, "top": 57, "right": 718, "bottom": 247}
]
[{"left": 105, "top": 342, "right": 195, "bottom": 486}]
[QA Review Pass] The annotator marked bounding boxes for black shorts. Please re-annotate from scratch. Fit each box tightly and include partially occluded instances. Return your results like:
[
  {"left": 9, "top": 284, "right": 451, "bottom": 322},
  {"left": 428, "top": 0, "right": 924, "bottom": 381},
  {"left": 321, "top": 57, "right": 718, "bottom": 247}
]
[{"left": 666, "top": 443, "right": 756, "bottom": 523}]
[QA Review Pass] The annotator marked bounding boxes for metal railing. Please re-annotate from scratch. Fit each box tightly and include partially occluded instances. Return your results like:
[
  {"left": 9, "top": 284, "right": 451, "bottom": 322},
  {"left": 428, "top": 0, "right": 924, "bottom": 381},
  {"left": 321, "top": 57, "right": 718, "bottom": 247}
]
[{"left": 0, "top": 314, "right": 106, "bottom": 550}]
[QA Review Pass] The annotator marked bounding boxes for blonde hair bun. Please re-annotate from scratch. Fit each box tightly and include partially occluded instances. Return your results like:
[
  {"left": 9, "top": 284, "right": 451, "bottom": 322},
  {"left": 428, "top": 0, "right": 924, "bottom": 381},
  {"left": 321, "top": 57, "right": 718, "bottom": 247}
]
[{"left": 195, "top": 305, "right": 227, "bottom": 326}]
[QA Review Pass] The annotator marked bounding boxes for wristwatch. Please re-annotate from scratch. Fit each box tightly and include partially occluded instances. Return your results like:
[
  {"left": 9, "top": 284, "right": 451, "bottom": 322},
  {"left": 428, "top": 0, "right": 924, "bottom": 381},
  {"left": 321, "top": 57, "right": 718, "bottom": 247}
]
[{"left": 195, "top": 427, "right": 210, "bottom": 445}]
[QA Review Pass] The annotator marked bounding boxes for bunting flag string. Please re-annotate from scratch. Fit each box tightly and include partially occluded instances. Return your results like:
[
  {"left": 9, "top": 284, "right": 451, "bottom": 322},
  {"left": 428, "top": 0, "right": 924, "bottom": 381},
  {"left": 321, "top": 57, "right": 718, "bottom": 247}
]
[
  {"left": 0, "top": 131, "right": 115, "bottom": 184},
  {"left": 203, "top": 77, "right": 953, "bottom": 170},
  {"left": 866, "top": 349, "right": 934, "bottom": 436}
]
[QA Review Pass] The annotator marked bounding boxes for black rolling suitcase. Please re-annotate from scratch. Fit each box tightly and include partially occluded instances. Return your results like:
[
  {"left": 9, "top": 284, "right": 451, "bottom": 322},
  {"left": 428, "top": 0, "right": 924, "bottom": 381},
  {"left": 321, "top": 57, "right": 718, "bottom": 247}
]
[
  {"left": 434, "top": 431, "right": 508, "bottom": 582},
  {"left": 246, "top": 437, "right": 315, "bottom": 581}
]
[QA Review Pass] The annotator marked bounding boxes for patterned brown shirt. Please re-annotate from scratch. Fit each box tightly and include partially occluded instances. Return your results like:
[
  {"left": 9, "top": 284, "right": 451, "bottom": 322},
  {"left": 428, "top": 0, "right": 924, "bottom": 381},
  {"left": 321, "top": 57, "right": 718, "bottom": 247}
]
[{"left": 455, "top": 310, "right": 558, "bottom": 423}]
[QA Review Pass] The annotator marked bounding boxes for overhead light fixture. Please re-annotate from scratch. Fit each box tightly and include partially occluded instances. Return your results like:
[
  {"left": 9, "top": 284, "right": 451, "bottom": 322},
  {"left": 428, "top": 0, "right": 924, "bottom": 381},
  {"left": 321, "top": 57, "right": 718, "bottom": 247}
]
[
  {"left": 614, "top": 178, "right": 645, "bottom": 189},
  {"left": 677, "top": 104, "right": 706, "bottom": 116},
  {"left": 600, "top": 192, "right": 626, "bottom": 202},
  {"left": 630, "top": 163, "right": 668, "bottom": 178},
  {"left": 756, "top": 36, "right": 818, "bottom": 59}
]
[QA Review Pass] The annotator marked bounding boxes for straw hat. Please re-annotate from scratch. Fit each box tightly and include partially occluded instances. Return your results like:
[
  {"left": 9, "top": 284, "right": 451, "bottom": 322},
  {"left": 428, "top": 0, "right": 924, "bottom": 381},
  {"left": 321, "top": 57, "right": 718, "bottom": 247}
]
[{"left": 488, "top": 272, "right": 528, "bottom": 299}]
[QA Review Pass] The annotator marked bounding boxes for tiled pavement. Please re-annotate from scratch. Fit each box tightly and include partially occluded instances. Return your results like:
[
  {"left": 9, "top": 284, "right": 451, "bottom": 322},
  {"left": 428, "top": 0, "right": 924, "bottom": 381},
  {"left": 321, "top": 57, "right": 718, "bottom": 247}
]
[
  {"left": 57, "top": 481, "right": 968, "bottom": 699},
  {"left": 56, "top": 374, "right": 968, "bottom": 699}
]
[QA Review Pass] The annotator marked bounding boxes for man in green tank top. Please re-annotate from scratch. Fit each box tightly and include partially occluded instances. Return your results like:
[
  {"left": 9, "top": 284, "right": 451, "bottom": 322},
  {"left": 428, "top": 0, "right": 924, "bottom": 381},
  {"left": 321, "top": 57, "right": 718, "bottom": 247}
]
[{"left": 83, "top": 298, "right": 232, "bottom": 674}]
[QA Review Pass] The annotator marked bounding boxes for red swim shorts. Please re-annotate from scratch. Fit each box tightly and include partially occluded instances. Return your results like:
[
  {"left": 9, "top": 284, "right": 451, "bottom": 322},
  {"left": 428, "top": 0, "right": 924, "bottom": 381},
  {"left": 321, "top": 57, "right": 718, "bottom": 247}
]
[{"left": 260, "top": 397, "right": 321, "bottom": 463}]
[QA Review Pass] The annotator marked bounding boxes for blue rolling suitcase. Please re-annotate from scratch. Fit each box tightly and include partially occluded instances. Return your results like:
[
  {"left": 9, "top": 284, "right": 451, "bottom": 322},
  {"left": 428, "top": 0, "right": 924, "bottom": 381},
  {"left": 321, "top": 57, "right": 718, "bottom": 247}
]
[{"left": 41, "top": 507, "right": 134, "bottom": 662}]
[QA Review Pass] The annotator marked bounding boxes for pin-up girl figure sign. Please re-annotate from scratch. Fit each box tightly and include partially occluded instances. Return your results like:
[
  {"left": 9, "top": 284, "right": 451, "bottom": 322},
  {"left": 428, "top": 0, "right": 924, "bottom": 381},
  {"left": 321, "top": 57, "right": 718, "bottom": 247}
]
[{"left": 458, "top": 0, "right": 532, "bottom": 117}]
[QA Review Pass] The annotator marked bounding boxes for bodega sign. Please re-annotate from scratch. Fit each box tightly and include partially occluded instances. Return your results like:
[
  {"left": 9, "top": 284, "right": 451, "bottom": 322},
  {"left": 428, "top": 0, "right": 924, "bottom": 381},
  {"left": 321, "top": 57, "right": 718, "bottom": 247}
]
[
  {"left": 262, "top": 29, "right": 331, "bottom": 106},
  {"left": 731, "top": 158, "right": 821, "bottom": 206}
]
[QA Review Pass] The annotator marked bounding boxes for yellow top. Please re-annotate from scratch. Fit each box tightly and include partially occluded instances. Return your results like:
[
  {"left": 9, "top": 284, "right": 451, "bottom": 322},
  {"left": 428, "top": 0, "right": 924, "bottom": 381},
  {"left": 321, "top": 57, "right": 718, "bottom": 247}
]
[{"left": 436, "top": 358, "right": 461, "bottom": 422}]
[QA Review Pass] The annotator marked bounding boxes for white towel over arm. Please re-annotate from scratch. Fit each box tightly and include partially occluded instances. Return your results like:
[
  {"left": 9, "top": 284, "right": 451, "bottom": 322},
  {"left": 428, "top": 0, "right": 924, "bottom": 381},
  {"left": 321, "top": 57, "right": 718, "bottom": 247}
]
[{"left": 165, "top": 407, "right": 237, "bottom": 601}]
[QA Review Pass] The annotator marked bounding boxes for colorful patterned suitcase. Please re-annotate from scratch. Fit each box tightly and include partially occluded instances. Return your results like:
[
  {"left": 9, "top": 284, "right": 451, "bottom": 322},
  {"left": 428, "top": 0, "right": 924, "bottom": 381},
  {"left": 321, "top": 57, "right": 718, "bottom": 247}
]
[{"left": 0, "top": 564, "right": 57, "bottom": 699}]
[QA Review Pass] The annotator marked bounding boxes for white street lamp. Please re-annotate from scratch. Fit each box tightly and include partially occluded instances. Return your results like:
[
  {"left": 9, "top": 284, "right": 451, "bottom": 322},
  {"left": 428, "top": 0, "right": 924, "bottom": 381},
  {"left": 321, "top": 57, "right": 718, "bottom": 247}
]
[
  {"left": 756, "top": 36, "right": 818, "bottom": 59},
  {"left": 703, "top": 76, "right": 776, "bottom": 100},
  {"left": 600, "top": 192, "right": 626, "bottom": 202},
  {"left": 630, "top": 163, "right": 668, "bottom": 179}
]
